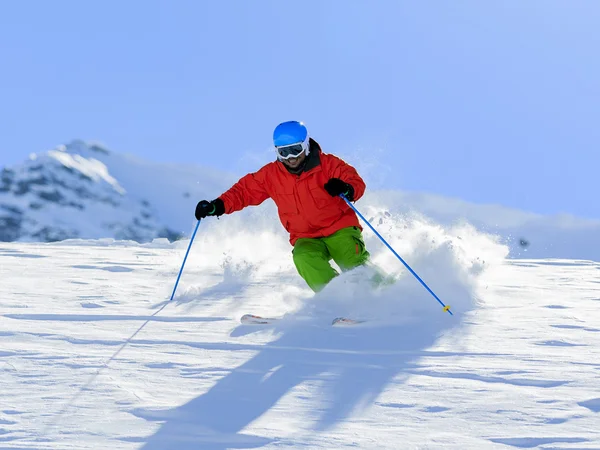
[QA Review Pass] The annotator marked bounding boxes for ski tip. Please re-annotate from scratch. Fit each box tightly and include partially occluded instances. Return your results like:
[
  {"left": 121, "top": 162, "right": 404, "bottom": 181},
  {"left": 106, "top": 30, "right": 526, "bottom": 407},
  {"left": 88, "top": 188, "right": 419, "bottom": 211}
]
[
  {"left": 240, "top": 314, "right": 278, "bottom": 325},
  {"left": 241, "top": 314, "right": 261, "bottom": 320},
  {"left": 332, "top": 317, "right": 365, "bottom": 326}
]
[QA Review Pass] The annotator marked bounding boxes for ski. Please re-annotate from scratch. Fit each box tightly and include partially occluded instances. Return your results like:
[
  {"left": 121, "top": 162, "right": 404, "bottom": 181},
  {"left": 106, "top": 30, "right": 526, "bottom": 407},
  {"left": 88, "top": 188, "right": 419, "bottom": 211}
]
[
  {"left": 240, "top": 314, "right": 365, "bottom": 327},
  {"left": 240, "top": 314, "right": 281, "bottom": 325},
  {"left": 331, "top": 317, "right": 366, "bottom": 326}
]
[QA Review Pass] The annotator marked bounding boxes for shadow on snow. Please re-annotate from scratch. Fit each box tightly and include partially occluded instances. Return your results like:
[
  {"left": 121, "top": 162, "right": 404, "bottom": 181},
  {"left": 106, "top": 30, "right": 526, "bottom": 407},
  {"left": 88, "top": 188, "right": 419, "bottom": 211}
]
[{"left": 139, "top": 314, "right": 449, "bottom": 450}]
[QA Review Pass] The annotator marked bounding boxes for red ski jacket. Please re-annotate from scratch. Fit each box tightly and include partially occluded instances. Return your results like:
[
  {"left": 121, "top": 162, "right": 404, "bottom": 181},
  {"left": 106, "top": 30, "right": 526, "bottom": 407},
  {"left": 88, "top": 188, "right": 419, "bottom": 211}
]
[{"left": 219, "top": 139, "right": 366, "bottom": 245}]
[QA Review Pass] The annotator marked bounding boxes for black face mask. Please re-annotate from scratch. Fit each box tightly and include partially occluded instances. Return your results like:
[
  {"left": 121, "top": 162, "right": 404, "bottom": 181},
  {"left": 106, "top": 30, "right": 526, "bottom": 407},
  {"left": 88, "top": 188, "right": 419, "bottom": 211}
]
[{"left": 283, "top": 159, "right": 307, "bottom": 174}]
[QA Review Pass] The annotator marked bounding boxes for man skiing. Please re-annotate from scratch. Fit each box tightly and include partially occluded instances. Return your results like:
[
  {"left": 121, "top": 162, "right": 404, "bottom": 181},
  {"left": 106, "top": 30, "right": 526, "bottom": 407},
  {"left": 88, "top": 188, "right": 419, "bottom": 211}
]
[{"left": 195, "top": 121, "right": 371, "bottom": 292}]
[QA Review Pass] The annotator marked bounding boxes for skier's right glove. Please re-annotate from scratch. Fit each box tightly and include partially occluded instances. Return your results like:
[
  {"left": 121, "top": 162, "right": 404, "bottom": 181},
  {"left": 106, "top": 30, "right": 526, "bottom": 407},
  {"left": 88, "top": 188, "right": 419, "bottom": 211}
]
[
  {"left": 324, "top": 178, "right": 355, "bottom": 201},
  {"left": 195, "top": 198, "right": 225, "bottom": 220}
]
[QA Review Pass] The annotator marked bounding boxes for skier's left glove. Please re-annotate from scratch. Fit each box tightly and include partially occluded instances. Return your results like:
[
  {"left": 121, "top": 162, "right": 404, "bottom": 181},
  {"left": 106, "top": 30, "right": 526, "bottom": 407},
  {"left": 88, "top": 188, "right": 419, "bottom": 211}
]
[
  {"left": 195, "top": 198, "right": 225, "bottom": 220},
  {"left": 324, "top": 178, "right": 354, "bottom": 201}
]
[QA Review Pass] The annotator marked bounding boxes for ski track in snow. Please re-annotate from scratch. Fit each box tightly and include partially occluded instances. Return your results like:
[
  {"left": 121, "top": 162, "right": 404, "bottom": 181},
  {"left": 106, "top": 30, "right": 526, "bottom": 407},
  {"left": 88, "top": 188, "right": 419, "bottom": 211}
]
[{"left": 0, "top": 235, "right": 599, "bottom": 449}]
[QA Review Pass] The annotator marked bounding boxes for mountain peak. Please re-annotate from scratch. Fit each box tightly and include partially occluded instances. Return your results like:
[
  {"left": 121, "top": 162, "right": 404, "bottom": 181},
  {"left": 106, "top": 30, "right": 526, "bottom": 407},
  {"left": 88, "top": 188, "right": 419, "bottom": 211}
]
[
  {"left": 57, "top": 139, "right": 111, "bottom": 156},
  {"left": 47, "top": 145, "right": 124, "bottom": 195},
  {"left": 0, "top": 141, "right": 193, "bottom": 243}
]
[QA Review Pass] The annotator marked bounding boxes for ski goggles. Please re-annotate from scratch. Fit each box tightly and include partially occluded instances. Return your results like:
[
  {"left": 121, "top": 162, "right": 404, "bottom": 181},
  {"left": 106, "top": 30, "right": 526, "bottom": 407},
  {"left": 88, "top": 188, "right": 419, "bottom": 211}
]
[{"left": 275, "top": 137, "right": 309, "bottom": 160}]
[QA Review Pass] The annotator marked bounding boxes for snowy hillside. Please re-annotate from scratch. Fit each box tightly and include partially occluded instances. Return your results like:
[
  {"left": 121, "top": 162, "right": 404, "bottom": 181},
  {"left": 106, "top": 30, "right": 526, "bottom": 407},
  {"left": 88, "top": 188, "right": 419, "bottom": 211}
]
[
  {"left": 2, "top": 140, "right": 600, "bottom": 261},
  {"left": 0, "top": 140, "right": 233, "bottom": 243},
  {"left": 1, "top": 208, "right": 599, "bottom": 449}
]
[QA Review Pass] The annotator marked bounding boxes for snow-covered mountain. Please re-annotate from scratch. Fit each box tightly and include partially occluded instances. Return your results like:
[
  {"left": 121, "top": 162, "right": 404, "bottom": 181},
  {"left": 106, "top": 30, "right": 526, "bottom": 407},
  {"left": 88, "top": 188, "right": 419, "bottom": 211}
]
[
  {"left": 2, "top": 140, "right": 600, "bottom": 261},
  {"left": 0, "top": 140, "right": 233, "bottom": 243}
]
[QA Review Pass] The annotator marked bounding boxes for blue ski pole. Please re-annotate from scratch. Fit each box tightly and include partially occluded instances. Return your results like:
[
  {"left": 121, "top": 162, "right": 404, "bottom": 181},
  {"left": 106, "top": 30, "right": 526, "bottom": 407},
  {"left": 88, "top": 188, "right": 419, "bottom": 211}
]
[
  {"left": 169, "top": 220, "right": 201, "bottom": 301},
  {"left": 341, "top": 195, "right": 452, "bottom": 315}
]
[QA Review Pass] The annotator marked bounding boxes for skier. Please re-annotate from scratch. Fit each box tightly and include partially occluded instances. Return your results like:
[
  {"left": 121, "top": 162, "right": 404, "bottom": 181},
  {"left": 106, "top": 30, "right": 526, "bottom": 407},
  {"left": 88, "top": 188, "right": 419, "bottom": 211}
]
[{"left": 195, "top": 120, "right": 372, "bottom": 292}]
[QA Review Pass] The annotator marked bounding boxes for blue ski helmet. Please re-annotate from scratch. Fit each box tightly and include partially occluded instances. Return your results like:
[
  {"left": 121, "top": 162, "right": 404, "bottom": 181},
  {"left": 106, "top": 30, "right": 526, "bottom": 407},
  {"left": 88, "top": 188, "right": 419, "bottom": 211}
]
[{"left": 273, "top": 121, "right": 310, "bottom": 160}]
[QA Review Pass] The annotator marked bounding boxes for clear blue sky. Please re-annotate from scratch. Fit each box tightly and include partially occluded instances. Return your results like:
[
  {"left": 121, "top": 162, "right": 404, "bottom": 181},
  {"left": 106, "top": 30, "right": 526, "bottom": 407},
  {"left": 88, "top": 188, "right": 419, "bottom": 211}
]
[{"left": 1, "top": 1, "right": 599, "bottom": 218}]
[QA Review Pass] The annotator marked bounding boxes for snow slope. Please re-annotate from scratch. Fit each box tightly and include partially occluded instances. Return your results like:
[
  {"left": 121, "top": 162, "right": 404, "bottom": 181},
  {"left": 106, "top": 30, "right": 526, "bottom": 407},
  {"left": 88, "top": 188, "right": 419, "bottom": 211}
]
[{"left": 1, "top": 205, "right": 599, "bottom": 449}]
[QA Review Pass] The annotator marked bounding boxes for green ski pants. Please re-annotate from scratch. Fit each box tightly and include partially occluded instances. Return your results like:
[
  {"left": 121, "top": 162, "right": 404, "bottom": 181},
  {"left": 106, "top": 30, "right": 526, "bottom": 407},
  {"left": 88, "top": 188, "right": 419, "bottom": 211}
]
[{"left": 292, "top": 226, "right": 370, "bottom": 292}]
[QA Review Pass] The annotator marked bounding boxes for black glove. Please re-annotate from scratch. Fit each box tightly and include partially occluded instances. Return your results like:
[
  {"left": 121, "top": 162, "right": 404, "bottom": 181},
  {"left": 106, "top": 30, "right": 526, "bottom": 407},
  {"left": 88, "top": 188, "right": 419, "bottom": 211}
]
[
  {"left": 324, "top": 178, "right": 354, "bottom": 201},
  {"left": 195, "top": 198, "right": 225, "bottom": 220}
]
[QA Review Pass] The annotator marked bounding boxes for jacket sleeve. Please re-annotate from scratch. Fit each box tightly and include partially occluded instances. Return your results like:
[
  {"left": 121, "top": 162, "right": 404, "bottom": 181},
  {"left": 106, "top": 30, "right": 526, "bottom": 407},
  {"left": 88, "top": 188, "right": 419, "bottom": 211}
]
[
  {"left": 218, "top": 165, "right": 271, "bottom": 214},
  {"left": 327, "top": 155, "right": 366, "bottom": 201}
]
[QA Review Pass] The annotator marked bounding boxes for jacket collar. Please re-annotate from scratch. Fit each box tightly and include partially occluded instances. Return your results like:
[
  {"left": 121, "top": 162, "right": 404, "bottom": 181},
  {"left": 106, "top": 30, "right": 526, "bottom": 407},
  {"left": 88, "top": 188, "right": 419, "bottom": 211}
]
[{"left": 304, "top": 138, "right": 322, "bottom": 172}]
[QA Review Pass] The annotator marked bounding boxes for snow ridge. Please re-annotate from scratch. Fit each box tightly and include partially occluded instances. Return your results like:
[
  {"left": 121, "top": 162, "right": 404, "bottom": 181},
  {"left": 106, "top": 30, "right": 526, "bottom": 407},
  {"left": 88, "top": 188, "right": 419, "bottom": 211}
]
[{"left": 0, "top": 140, "right": 232, "bottom": 243}]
